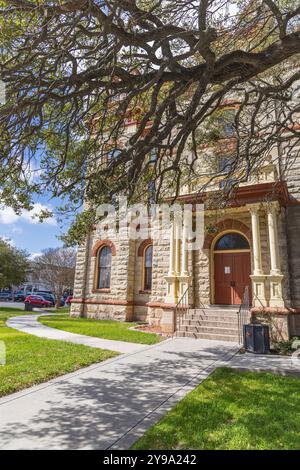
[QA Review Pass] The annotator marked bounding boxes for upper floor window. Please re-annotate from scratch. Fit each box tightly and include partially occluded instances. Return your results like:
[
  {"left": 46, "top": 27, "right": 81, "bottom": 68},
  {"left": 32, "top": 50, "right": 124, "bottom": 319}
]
[
  {"left": 144, "top": 245, "right": 153, "bottom": 291},
  {"left": 107, "top": 148, "right": 121, "bottom": 166},
  {"left": 218, "top": 155, "right": 234, "bottom": 174},
  {"left": 98, "top": 246, "right": 112, "bottom": 289}
]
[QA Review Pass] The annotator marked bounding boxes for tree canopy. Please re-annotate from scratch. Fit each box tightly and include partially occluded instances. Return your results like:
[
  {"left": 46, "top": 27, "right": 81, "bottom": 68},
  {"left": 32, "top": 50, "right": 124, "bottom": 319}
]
[
  {"left": 0, "top": 1, "right": 299, "bottom": 244},
  {"left": 0, "top": 238, "right": 30, "bottom": 288},
  {"left": 32, "top": 247, "right": 76, "bottom": 305}
]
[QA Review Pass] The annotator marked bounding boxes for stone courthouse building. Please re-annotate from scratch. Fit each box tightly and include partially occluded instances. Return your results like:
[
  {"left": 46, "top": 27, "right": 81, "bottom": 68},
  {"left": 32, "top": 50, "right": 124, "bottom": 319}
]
[{"left": 71, "top": 118, "right": 300, "bottom": 343}]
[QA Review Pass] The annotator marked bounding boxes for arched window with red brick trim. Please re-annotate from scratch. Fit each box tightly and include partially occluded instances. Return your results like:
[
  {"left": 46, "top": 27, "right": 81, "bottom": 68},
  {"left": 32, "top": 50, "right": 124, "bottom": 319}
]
[
  {"left": 97, "top": 246, "right": 112, "bottom": 289},
  {"left": 144, "top": 244, "right": 153, "bottom": 291}
]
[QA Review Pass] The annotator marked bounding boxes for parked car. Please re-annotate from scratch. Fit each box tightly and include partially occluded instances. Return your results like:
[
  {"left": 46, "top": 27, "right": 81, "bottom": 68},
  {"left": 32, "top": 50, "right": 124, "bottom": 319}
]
[
  {"left": 0, "top": 292, "right": 13, "bottom": 301},
  {"left": 36, "top": 292, "right": 55, "bottom": 306},
  {"left": 14, "top": 292, "right": 26, "bottom": 302},
  {"left": 65, "top": 296, "right": 73, "bottom": 306},
  {"left": 24, "top": 295, "right": 52, "bottom": 308}
]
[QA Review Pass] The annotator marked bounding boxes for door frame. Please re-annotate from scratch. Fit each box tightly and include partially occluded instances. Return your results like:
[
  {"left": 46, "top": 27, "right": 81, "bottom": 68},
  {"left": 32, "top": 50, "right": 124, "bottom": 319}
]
[{"left": 210, "top": 230, "right": 252, "bottom": 305}]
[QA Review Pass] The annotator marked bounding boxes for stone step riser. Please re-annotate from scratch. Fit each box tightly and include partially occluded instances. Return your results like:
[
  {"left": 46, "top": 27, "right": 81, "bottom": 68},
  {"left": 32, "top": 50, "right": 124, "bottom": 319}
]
[
  {"left": 178, "top": 326, "right": 238, "bottom": 335},
  {"left": 176, "top": 331, "right": 239, "bottom": 342},
  {"left": 190, "top": 309, "right": 239, "bottom": 315},
  {"left": 183, "top": 314, "right": 239, "bottom": 322},
  {"left": 181, "top": 320, "right": 238, "bottom": 328}
]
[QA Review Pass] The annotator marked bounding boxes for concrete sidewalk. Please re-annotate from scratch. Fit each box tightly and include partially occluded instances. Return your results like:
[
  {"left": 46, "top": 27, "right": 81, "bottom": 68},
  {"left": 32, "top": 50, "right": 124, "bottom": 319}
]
[
  {"left": 229, "top": 352, "right": 300, "bottom": 377},
  {"left": 7, "top": 314, "right": 147, "bottom": 354},
  {"left": 0, "top": 337, "right": 238, "bottom": 450}
]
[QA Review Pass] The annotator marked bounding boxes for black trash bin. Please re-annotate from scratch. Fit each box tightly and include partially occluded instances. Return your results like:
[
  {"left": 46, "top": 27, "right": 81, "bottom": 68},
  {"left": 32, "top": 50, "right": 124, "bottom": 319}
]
[
  {"left": 24, "top": 303, "right": 33, "bottom": 312},
  {"left": 244, "top": 323, "right": 270, "bottom": 354}
]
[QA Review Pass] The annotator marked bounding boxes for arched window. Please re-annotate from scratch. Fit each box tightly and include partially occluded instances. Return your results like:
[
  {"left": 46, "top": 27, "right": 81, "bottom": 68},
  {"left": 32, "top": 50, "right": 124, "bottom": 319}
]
[
  {"left": 98, "top": 246, "right": 112, "bottom": 289},
  {"left": 144, "top": 245, "right": 153, "bottom": 291},
  {"left": 215, "top": 233, "right": 249, "bottom": 251}
]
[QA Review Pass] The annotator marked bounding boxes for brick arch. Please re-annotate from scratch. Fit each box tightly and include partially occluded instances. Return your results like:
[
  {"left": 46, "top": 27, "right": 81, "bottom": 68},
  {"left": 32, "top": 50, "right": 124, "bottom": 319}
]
[
  {"left": 203, "top": 219, "right": 251, "bottom": 249},
  {"left": 92, "top": 240, "right": 116, "bottom": 257},
  {"left": 137, "top": 238, "right": 152, "bottom": 257}
]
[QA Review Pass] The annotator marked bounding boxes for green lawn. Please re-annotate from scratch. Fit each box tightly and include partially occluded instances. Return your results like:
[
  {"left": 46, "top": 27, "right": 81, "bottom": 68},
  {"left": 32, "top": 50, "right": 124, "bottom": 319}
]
[
  {"left": 133, "top": 367, "right": 300, "bottom": 450},
  {"left": 39, "top": 314, "right": 161, "bottom": 345},
  {"left": 0, "top": 307, "right": 118, "bottom": 397},
  {"left": 43, "top": 306, "right": 71, "bottom": 314}
]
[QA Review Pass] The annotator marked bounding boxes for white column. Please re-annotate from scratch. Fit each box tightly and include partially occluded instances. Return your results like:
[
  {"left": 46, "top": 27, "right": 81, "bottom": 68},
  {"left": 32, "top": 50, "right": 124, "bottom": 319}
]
[
  {"left": 248, "top": 203, "right": 267, "bottom": 307},
  {"left": 266, "top": 202, "right": 284, "bottom": 307},
  {"left": 267, "top": 203, "right": 280, "bottom": 275},
  {"left": 165, "top": 218, "right": 178, "bottom": 304},
  {"left": 249, "top": 204, "right": 263, "bottom": 275},
  {"left": 174, "top": 216, "right": 181, "bottom": 276},
  {"left": 168, "top": 221, "right": 175, "bottom": 276},
  {"left": 180, "top": 220, "right": 188, "bottom": 276}
]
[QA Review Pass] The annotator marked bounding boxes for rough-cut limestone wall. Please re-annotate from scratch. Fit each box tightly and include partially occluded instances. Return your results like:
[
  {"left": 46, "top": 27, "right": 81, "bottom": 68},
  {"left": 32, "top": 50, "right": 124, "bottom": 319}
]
[
  {"left": 147, "top": 221, "right": 170, "bottom": 324},
  {"left": 70, "top": 235, "right": 91, "bottom": 317},
  {"left": 290, "top": 314, "right": 300, "bottom": 337},
  {"left": 277, "top": 209, "right": 291, "bottom": 307},
  {"left": 282, "top": 149, "right": 300, "bottom": 308},
  {"left": 149, "top": 233, "right": 170, "bottom": 304},
  {"left": 252, "top": 313, "right": 290, "bottom": 343},
  {"left": 285, "top": 206, "right": 300, "bottom": 308},
  {"left": 72, "top": 217, "right": 136, "bottom": 321},
  {"left": 132, "top": 240, "right": 149, "bottom": 322},
  {"left": 193, "top": 248, "right": 210, "bottom": 307}
]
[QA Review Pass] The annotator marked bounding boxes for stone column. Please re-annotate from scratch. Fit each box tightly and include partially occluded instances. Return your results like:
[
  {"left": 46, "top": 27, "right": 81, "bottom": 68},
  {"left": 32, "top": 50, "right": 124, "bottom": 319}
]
[
  {"left": 178, "top": 212, "right": 191, "bottom": 302},
  {"left": 249, "top": 204, "right": 263, "bottom": 276},
  {"left": 168, "top": 220, "right": 175, "bottom": 276},
  {"left": 174, "top": 215, "right": 181, "bottom": 276},
  {"left": 266, "top": 202, "right": 284, "bottom": 308},
  {"left": 267, "top": 202, "right": 281, "bottom": 275},
  {"left": 247, "top": 204, "right": 267, "bottom": 307},
  {"left": 165, "top": 219, "right": 178, "bottom": 304}
]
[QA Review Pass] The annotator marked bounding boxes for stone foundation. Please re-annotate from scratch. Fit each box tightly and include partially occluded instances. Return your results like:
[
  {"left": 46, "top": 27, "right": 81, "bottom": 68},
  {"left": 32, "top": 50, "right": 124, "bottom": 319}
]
[
  {"left": 251, "top": 308, "right": 299, "bottom": 343},
  {"left": 71, "top": 301, "right": 133, "bottom": 321}
]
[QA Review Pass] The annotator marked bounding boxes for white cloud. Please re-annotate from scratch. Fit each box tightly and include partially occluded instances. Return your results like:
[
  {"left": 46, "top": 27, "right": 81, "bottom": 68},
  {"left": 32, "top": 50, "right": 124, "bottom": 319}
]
[
  {"left": 0, "top": 203, "right": 57, "bottom": 226},
  {"left": 29, "top": 252, "right": 42, "bottom": 260}
]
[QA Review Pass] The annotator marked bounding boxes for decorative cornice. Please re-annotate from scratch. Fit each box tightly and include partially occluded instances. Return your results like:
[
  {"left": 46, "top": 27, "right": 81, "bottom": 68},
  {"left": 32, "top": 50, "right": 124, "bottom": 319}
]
[{"left": 168, "top": 181, "right": 291, "bottom": 208}]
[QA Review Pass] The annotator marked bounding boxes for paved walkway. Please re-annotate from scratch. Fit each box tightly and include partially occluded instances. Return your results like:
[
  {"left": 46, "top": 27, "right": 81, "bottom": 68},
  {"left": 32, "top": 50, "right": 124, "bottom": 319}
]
[
  {"left": 7, "top": 314, "right": 147, "bottom": 354},
  {"left": 0, "top": 337, "right": 238, "bottom": 450},
  {"left": 229, "top": 351, "right": 300, "bottom": 377}
]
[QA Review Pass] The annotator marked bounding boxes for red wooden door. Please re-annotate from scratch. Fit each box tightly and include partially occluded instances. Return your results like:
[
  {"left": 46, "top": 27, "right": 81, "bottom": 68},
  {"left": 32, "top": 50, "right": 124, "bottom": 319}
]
[
  {"left": 214, "top": 253, "right": 233, "bottom": 305},
  {"left": 232, "top": 252, "right": 252, "bottom": 304},
  {"left": 214, "top": 252, "right": 251, "bottom": 305}
]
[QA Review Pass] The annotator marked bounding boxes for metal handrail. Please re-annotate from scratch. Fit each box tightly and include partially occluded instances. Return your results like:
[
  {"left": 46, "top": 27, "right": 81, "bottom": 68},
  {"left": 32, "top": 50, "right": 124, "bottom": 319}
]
[
  {"left": 174, "top": 286, "right": 189, "bottom": 335},
  {"left": 237, "top": 286, "right": 250, "bottom": 345}
]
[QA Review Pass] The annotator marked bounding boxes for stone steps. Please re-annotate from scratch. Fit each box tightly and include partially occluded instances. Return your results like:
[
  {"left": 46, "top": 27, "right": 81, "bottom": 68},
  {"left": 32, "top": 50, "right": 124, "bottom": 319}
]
[
  {"left": 180, "top": 319, "right": 238, "bottom": 328},
  {"left": 176, "top": 331, "right": 239, "bottom": 342},
  {"left": 176, "top": 306, "right": 242, "bottom": 343},
  {"left": 178, "top": 325, "right": 238, "bottom": 335},
  {"left": 183, "top": 314, "right": 238, "bottom": 322}
]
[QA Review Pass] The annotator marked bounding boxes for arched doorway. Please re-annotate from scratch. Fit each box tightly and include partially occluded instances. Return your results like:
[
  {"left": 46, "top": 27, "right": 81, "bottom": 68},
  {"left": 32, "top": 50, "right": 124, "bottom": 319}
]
[{"left": 213, "top": 232, "right": 251, "bottom": 305}]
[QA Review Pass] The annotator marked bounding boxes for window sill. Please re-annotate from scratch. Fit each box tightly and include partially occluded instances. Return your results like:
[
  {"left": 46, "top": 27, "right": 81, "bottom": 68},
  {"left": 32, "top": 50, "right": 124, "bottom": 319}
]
[
  {"left": 139, "top": 290, "right": 151, "bottom": 295},
  {"left": 92, "top": 288, "right": 111, "bottom": 293}
]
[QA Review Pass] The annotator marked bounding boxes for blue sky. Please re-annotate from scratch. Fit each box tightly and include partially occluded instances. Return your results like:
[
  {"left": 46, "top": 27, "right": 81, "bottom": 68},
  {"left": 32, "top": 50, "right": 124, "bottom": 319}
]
[{"left": 0, "top": 192, "right": 68, "bottom": 258}]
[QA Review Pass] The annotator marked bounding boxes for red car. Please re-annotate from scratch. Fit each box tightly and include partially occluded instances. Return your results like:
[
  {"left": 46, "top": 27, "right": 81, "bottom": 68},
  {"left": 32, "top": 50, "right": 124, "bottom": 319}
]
[{"left": 24, "top": 295, "right": 52, "bottom": 308}]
